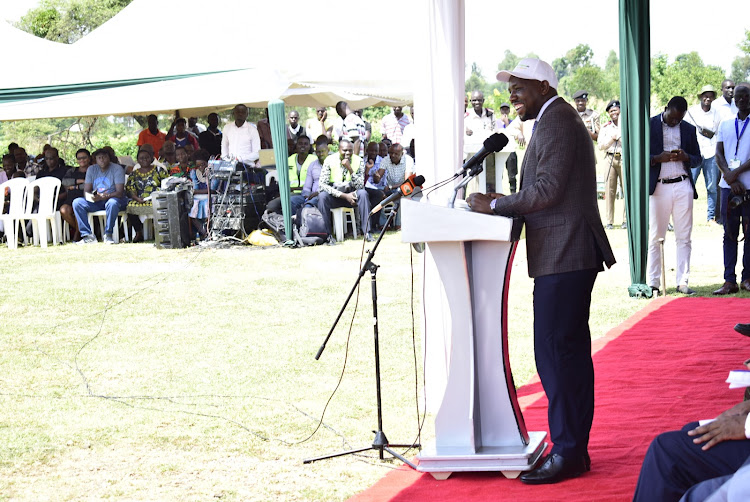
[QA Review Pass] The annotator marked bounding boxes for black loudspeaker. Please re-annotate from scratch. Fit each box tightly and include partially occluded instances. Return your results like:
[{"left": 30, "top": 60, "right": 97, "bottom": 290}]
[{"left": 153, "top": 190, "right": 191, "bottom": 249}]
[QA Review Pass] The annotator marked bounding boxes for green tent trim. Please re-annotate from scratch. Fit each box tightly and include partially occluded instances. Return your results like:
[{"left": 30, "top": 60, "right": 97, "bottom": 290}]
[
  {"left": 619, "top": 0, "right": 653, "bottom": 298},
  {"left": 0, "top": 68, "right": 246, "bottom": 103}
]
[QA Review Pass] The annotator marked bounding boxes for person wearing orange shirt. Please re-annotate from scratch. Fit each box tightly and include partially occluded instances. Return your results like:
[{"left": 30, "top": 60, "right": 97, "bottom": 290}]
[{"left": 137, "top": 114, "right": 167, "bottom": 155}]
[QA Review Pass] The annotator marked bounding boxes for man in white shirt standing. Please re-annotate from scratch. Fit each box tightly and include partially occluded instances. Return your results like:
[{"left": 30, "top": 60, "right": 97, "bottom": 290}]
[
  {"left": 464, "top": 90, "right": 497, "bottom": 192},
  {"left": 380, "top": 106, "right": 412, "bottom": 145},
  {"left": 714, "top": 79, "right": 739, "bottom": 122},
  {"left": 647, "top": 96, "right": 702, "bottom": 295},
  {"left": 685, "top": 85, "right": 723, "bottom": 224},
  {"left": 332, "top": 101, "right": 366, "bottom": 156},
  {"left": 221, "top": 104, "right": 261, "bottom": 166},
  {"left": 713, "top": 83, "right": 750, "bottom": 295}
]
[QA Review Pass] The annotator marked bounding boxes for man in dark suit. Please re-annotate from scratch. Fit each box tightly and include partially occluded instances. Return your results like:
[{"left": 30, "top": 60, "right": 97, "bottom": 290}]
[
  {"left": 468, "top": 58, "right": 615, "bottom": 484},
  {"left": 647, "top": 96, "right": 702, "bottom": 295}
]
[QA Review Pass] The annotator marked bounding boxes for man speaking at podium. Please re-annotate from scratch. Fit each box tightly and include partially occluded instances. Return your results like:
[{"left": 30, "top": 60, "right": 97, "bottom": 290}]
[{"left": 467, "top": 58, "right": 615, "bottom": 484}]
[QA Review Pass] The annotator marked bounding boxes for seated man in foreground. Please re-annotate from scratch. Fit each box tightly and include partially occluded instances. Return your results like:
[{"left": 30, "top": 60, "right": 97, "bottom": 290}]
[
  {"left": 633, "top": 399, "right": 750, "bottom": 501},
  {"left": 317, "top": 138, "right": 372, "bottom": 243},
  {"left": 291, "top": 137, "right": 328, "bottom": 212},
  {"left": 72, "top": 148, "right": 127, "bottom": 244}
]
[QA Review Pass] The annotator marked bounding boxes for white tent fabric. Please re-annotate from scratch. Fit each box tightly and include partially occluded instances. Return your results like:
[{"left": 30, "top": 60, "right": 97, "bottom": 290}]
[
  {"left": 0, "top": 22, "right": 71, "bottom": 89},
  {"left": 0, "top": 0, "right": 418, "bottom": 118},
  {"left": 0, "top": 68, "right": 289, "bottom": 120},
  {"left": 416, "top": 0, "right": 466, "bottom": 412}
]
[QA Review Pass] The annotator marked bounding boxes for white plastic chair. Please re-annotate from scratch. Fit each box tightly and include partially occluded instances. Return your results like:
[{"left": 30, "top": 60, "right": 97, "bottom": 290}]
[
  {"left": 0, "top": 178, "right": 29, "bottom": 249},
  {"left": 331, "top": 207, "right": 357, "bottom": 242},
  {"left": 22, "top": 177, "right": 61, "bottom": 248},
  {"left": 87, "top": 209, "right": 128, "bottom": 242},
  {"left": 124, "top": 205, "right": 155, "bottom": 242}
]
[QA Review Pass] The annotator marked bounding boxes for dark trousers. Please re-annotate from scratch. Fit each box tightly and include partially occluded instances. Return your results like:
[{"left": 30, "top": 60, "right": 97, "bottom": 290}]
[
  {"left": 365, "top": 187, "right": 385, "bottom": 231},
  {"left": 720, "top": 188, "right": 750, "bottom": 283},
  {"left": 633, "top": 422, "right": 750, "bottom": 502},
  {"left": 533, "top": 268, "right": 598, "bottom": 458},
  {"left": 317, "top": 189, "right": 371, "bottom": 236},
  {"left": 128, "top": 214, "right": 144, "bottom": 235},
  {"left": 506, "top": 152, "right": 518, "bottom": 193}
]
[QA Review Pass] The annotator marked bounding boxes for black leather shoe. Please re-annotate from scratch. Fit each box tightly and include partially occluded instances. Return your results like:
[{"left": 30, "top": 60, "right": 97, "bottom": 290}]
[
  {"left": 735, "top": 323, "right": 750, "bottom": 337},
  {"left": 520, "top": 453, "right": 589, "bottom": 485},
  {"left": 713, "top": 282, "right": 739, "bottom": 295}
]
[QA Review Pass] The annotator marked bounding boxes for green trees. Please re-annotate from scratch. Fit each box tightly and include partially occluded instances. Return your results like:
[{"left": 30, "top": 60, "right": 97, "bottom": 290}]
[
  {"left": 651, "top": 52, "right": 725, "bottom": 107},
  {"left": 466, "top": 47, "right": 620, "bottom": 115},
  {"left": 465, "top": 63, "right": 488, "bottom": 95},
  {"left": 3, "top": 0, "right": 135, "bottom": 161},
  {"left": 730, "top": 29, "right": 750, "bottom": 84},
  {"left": 15, "top": 0, "right": 133, "bottom": 44},
  {"left": 467, "top": 39, "right": 744, "bottom": 116}
]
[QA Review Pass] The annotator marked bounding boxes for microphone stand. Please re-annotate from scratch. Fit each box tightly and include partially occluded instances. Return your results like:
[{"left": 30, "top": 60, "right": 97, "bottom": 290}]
[
  {"left": 448, "top": 165, "right": 484, "bottom": 208},
  {"left": 305, "top": 208, "right": 418, "bottom": 469}
]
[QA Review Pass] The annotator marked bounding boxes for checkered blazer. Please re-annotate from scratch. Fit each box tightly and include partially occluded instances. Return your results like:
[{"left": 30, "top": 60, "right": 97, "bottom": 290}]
[{"left": 492, "top": 97, "right": 616, "bottom": 278}]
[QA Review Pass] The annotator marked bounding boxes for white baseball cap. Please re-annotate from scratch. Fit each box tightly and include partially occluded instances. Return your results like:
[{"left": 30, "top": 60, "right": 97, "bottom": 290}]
[{"left": 496, "top": 58, "right": 558, "bottom": 89}]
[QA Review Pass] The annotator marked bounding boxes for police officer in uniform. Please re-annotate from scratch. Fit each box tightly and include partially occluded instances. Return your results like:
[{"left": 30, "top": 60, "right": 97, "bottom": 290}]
[
  {"left": 598, "top": 100, "right": 626, "bottom": 229},
  {"left": 573, "top": 90, "right": 600, "bottom": 142}
]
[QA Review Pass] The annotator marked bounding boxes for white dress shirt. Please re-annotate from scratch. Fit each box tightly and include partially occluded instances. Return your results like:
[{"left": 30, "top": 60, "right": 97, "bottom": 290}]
[{"left": 221, "top": 121, "right": 260, "bottom": 162}]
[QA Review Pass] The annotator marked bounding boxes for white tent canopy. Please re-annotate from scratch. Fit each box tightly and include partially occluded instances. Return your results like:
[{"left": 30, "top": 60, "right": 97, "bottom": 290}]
[{"left": 0, "top": 0, "right": 418, "bottom": 119}]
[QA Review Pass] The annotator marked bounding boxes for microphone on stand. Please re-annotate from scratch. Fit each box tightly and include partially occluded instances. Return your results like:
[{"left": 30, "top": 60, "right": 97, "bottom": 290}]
[
  {"left": 371, "top": 174, "right": 426, "bottom": 214},
  {"left": 447, "top": 134, "right": 509, "bottom": 209},
  {"left": 459, "top": 133, "right": 509, "bottom": 176}
]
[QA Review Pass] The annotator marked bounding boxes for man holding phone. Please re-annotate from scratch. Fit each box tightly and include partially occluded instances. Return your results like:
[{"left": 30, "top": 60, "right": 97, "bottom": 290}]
[{"left": 647, "top": 96, "right": 702, "bottom": 295}]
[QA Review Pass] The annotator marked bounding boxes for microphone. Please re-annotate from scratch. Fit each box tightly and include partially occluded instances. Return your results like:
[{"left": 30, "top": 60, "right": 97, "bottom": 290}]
[
  {"left": 460, "top": 133, "right": 509, "bottom": 175},
  {"left": 371, "top": 174, "right": 425, "bottom": 214}
]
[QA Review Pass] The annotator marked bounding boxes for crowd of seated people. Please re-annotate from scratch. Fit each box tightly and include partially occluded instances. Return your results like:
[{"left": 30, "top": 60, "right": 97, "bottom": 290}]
[{"left": 1, "top": 103, "right": 417, "bottom": 247}]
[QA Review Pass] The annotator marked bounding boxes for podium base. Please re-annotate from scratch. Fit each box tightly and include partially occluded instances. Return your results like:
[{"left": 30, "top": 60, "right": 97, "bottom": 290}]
[{"left": 416, "top": 431, "right": 547, "bottom": 480}]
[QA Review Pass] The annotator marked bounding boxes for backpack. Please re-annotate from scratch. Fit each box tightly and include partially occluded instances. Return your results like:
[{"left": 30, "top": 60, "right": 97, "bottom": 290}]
[
  {"left": 259, "top": 210, "right": 286, "bottom": 243},
  {"left": 293, "top": 205, "right": 328, "bottom": 246}
]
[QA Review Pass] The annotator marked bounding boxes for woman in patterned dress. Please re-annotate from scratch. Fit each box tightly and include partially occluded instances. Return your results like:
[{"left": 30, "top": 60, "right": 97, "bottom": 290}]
[{"left": 126, "top": 148, "right": 167, "bottom": 242}]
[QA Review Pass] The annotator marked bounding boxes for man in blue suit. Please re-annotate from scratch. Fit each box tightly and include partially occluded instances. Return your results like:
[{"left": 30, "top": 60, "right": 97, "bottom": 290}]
[{"left": 647, "top": 96, "right": 702, "bottom": 295}]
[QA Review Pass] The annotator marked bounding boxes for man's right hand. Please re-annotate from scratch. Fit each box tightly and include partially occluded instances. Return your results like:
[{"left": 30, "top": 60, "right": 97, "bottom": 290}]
[
  {"left": 654, "top": 151, "right": 674, "bottom": 164},
  {"left": 688, "top": 414, "right": 748, "bottom": 450},
  {"left": 517, "top": 135, "right": 526, "bottom": 148},
  {"left": 341, "top": 192, "right": 356, "bottom": 205},
  {"left": 730, "top": 181, "right": 746, "bottom": 195}
]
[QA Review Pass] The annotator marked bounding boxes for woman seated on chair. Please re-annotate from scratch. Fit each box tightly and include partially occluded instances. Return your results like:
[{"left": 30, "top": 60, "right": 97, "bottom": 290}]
[
  {"left": 60, "top": 148, "right": 91, "bottom": 242},
  {"left": 126, "top": 148, "right": 167, "bottom": 242}
]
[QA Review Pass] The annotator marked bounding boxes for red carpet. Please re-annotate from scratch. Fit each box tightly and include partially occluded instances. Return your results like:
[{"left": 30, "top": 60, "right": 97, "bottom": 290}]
[{"left": 350, "top": 297, "right": 750, "bottom": 501}]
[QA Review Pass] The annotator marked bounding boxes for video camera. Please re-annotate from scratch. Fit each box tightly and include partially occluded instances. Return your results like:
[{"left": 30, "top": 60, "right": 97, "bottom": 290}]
[{"left": 729, "top": 192, "right": 750, "bottom": 210}]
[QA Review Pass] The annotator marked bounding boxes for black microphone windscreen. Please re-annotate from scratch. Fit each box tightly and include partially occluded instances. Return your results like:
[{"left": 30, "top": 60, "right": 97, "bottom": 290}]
[
  {"left": 483, "top": 133, "right": 509, "bottom": 152},
  {"left": 413, "top": 175, "right": 426, "bottom": 186}
]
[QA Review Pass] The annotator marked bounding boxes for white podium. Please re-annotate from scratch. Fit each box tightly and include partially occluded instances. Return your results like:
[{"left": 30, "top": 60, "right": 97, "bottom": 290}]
[{"left": 401, "top": 198, "right": 546, "bottom": 480}]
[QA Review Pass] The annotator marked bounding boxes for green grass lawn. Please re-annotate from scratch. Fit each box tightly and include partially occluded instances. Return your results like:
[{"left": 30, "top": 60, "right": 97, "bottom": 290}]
[{"left": 0, "top": 174, "right": 741, "bottom": 500}]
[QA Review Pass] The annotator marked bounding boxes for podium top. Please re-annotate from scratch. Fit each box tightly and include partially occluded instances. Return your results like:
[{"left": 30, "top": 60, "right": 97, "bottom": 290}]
[{"left": 400, "top": 198, "right": 521, "bottom": 243}]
